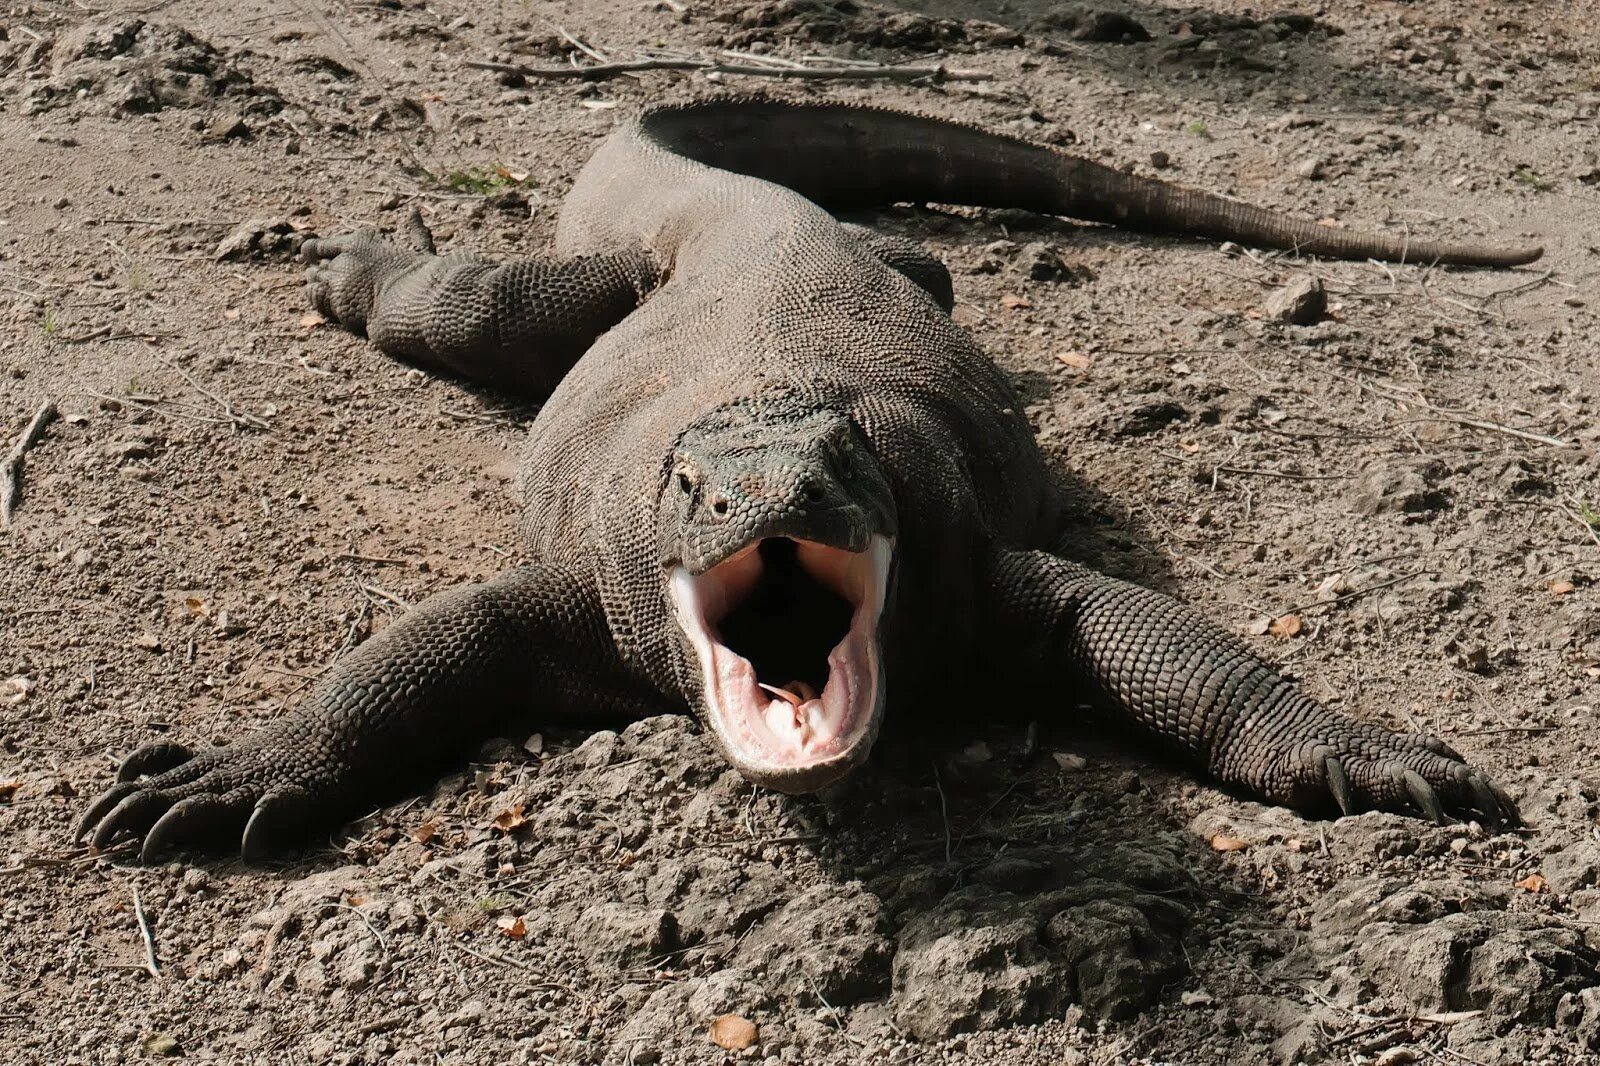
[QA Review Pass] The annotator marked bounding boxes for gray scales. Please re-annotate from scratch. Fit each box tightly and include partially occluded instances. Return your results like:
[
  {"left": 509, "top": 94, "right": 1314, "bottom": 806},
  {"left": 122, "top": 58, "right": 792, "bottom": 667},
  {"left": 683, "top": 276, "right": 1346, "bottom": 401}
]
[{"left": 78, "top": 99, "right": 1535, "bottom": 862}]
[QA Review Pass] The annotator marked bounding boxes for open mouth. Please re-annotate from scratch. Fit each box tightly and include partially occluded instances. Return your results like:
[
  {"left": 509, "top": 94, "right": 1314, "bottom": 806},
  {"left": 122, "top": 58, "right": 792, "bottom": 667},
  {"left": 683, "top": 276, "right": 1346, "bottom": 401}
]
[{"left": 668, "top": 535, "right": 891, "bottom": 790}]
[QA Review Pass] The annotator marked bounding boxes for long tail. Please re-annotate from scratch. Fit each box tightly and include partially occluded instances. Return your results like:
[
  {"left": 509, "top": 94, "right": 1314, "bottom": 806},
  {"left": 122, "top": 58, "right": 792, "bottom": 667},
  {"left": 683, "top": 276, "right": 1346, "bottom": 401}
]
[{"left": 638, "top": 99, "right": 1541, "bottom": 268}]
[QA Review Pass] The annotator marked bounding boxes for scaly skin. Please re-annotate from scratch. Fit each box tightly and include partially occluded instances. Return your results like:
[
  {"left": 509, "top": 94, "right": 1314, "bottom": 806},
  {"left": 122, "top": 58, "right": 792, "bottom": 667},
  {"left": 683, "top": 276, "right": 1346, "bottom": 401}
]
[{"left": 79, "top": 99, "right": 1527, "bottom": 862}]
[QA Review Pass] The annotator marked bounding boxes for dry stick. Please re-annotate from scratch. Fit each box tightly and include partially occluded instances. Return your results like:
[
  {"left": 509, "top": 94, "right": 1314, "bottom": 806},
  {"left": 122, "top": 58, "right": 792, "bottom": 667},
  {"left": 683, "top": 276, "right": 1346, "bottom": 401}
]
[
  {"left": 1276, "top": 569, "right": 1434, "bottom": 619},
  {"left": 1564, "top": 504, "right": 1600, "bottom": 548},
  {"left": 465, "top": 57, "right": 992, "bottom": 83},
  {"left": 1352, "top": 375, "right": 1570, "bottom": 449},
  {"left": 1390, "top": 414, "right": 1568, "bottom": 449},
  {"left": 151, "top": 355, "right": 270, "bottom": 432},
  {"left": 131, "top": 884, "right": 161, "bottom": 979},
  {"left": 931, "top": 762, "right": 952, "bottom": 864},
  {"left": 1, "top": 400, "right": 58, "bottom": 528}
]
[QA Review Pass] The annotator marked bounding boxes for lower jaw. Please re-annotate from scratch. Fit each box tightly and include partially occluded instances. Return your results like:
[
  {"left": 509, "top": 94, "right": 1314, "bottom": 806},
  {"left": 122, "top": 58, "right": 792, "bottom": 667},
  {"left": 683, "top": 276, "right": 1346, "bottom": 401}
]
[{"left": 721, "top": 730, "right": 875, "bottom": 794}]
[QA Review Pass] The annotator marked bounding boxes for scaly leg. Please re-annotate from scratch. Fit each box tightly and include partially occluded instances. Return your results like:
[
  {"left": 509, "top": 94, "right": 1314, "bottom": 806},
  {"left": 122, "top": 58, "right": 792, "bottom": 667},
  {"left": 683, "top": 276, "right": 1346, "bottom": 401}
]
[
  {"left": 984, "top": 550, "right": 1516, "bottom": 824},
  {"left": 303, "top": 210, "right": 657, "bottom": 399},
  {"left": 76, "top": 565, "right": 657, "bottom": 862}
]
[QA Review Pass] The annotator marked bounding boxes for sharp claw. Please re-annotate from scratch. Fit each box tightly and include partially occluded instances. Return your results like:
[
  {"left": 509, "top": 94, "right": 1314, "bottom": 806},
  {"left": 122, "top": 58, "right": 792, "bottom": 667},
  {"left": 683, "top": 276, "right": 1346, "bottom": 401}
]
[
  {"left": 140, "top": 795, "right": 229, "bottom": 864},
  {"left": 91, "top": 791, "right": 172, "bottom": 852},
  {"left": 76, "top": 782, "right": 139, "bottom": 841},
  {"left": 1488, "top": 780, "right": 1522, "bottom": 827},
  {"left": 241, "top": 788, "right": 312, "bottom": 864},
  {"left": 1463, "top": 774, "right": 1502, "bottom": 826},
  {"left": 1323, "top": 755, "right": 1355, "bottom": 816},
  {"left": 116, "top": 742, "right": 194, "bottom": 783},
  {"left": 1401, "top": 769, "right": 1448, "bottom": 825}
]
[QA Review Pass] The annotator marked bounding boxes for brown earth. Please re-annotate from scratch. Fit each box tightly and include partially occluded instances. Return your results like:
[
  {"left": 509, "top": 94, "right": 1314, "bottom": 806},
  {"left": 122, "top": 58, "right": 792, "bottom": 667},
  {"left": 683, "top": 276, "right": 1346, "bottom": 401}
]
[{"left": 3, "top": 1, "right": 1599, "bottom": 1063}]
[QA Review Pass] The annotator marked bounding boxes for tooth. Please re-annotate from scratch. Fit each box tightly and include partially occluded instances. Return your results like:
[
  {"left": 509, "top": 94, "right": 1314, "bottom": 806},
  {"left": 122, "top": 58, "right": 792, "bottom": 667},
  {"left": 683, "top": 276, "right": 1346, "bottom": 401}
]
[{"left": 758, "top": 682, "right": 804, "bottom": 708}]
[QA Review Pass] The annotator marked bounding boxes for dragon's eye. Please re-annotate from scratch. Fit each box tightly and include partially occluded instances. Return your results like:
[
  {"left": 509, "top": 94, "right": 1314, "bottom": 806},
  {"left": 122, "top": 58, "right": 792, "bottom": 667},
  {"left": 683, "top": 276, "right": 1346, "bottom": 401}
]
[
  {"left": 836, "top": 452, "right": 853, "bottom": 478},
  {"left": 676, "top": 471, "right": 694, "bottom": 495}
]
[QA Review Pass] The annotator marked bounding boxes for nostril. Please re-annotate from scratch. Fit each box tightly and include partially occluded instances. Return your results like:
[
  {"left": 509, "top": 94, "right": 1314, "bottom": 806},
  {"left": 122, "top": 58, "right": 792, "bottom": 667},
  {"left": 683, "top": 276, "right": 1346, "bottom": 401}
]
[
  {"left": 802, "top": 479, "right": 825, "bottom": 503},
  {"left": 710, "top": 495, "right": 730, "bottom": 517}
]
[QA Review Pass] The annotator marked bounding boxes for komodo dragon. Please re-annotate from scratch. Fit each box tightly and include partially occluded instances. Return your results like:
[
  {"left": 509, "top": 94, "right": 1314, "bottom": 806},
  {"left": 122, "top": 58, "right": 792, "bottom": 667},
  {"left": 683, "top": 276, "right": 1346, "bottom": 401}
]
[{"left": 78, "top": 99, "right": 1536, "bottom": 862}]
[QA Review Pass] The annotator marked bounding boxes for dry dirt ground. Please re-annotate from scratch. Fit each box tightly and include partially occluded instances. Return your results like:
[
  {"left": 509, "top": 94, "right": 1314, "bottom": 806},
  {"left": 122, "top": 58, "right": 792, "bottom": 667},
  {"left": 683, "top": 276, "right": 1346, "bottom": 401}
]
[{"left": 3, "top": 0, "right": 1599, "bottom": 1063}]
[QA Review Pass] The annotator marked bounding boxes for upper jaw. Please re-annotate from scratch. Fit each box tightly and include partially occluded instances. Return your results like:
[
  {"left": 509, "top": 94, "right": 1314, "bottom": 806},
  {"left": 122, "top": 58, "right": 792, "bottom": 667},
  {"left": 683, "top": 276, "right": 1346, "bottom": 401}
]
[{"left": 667, "top": 534, "right": 893, "bottom": 792}]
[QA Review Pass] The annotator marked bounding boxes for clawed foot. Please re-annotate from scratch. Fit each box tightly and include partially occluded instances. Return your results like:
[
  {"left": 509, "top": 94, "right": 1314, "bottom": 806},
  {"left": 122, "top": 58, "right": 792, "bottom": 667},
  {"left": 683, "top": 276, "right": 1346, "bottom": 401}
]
[
  {"left": 75, "top": 739, "right": 323, "bottom": 863},
  {"left": 1266, "top": 725, "right": 1518, "bottom": 828},
  {"left": 302, "top": 208, "right": 436, "bottom": 333}
]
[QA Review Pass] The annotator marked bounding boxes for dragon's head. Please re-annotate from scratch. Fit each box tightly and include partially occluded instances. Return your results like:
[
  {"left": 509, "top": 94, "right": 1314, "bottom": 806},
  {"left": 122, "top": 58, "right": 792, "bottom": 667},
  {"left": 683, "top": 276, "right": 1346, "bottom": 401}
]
[{"left": 658, "top": 394, "right": 897, "bottom": 793}]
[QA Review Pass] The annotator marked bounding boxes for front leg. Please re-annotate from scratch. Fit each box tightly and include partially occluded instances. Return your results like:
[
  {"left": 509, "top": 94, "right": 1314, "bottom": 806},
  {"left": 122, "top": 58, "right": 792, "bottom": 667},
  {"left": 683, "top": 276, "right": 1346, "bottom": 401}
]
[
  {"left": 302, "top": 211, "right": 656, "bottom": 399},
  {"left": 985, "top": 550, "right": 1515, "bottom": 824},
  {"left": 77, "top": 565, "right": 650, "bottom": 862}
]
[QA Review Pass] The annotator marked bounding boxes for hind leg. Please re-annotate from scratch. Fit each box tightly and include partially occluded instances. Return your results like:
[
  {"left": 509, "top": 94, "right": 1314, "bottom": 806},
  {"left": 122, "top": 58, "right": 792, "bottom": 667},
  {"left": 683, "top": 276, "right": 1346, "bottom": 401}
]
[
  {"left": 839, "top": 223, "right": 954, "bottom": 312},
  {"left": 304, "top": 210, "right": 658, "bottom": 400}
]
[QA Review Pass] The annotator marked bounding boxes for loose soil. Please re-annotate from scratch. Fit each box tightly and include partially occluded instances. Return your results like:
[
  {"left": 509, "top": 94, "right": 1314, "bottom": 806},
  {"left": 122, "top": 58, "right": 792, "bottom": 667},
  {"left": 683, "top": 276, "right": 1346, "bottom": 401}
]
[{"left": 2, "top": 1, "right": 1598, "bottom": 1063}]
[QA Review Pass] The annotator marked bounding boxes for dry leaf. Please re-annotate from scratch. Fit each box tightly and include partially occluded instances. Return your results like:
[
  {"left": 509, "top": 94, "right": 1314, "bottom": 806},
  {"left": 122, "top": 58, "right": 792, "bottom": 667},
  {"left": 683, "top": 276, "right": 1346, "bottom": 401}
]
[
  {"left": 140, "top": 1033, "right": 180, "bottom": 1057},
  {"left": 1246, "top": 615, "right": 1273, "bottom": 636},
  {"left": 490, "top": 804, "right": 528, "bottom": 833},
  {"left": 523, "top": 733, "right": 544, "bottom": 755},
  {"left": 1057, "top": 351, "right": 1092, "bottom": 369},
  {"left": 1052, "top": 752, "right": 1087, "bottom": 772},
  {"left": 1209, "top": 833, "right": 1249, "bottom": 852},
  {"left": 496, "top": 915, "right": 527, "bottom": 939},
  {"left": 1314, "top": 573, "right": 1349, "bottom": 601},
  {"left": 183, "top": 596, "right": 211, "bottom": 617},
  {"left": 1268, "top": 613, "right": 1303, "bottom": 639},
  {"left": 412, "top": 819, "right": 440, "bottom": 845},
  {"left": 1373, "top": 1049, "right": 1419, "bottom": 1066},
  {"left": 1514, "top": 873, "right": 1547, "bottom": 893},
  {"left": 0, "top": 780, "right": 21, "bottom": 801},
  {"left": 299, "top": 311, "right": 326, "bottom": 329},
  {"left": 346, "top": 894, "right": 365, "bottom": 906},
  {"left": 2, "top": 675, "right": 35, "bottom": 706},
  {"left": 709, "top": 1014, "right": 759, "bottom": 1051},
  {"left": 1178, "top": 440, "right": 1200, "bottom": 454},
  {"left": 999, "top": 293, "right": 1031, "bottom": 310},
  {"left": 1549, "top": 579, "right": 1575, "bottom": 596},
  {"left": 223, "top": 308, "right": 241, "bottom": 321},
  {"left": 1317, "top": 217, "right": 1340, "bottom": 228}
]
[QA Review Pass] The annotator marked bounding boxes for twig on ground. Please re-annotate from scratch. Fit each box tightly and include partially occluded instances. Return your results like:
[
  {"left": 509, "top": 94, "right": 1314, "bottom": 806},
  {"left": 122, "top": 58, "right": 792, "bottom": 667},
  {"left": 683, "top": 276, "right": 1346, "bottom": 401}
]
[
  {"left": 356, "top": 1014, "right": 408, "bottom": 1036},
  {"left": 86, "top": 391, "right": 229, "bottom": 428},
  {"left": 359, "top": 583, "right": 412, "bottom": 611},
  {"left": 1564, "top": 503, "right": 1600, "bottom": 548},
  {"left": 931, "top": 762, "right": 952, "bottom": 864},
  {"left": 2, "top": 400, "right": 58, "bottom": 528},
  {"left": 54, "top": 324, "right": 113, "bottom": 344},
  {"left": 1277, "top": 570, "right": 1434, "bottom": 619},
  {"left": 1391, "top": 415, "right": 1568, "bottom": 449},
  {"left": 132, "top": 884, "right": 161, "bottom": 979},
  {"left": 556, "top": 25, "right": 611, "bottom": 64},
  {"left": 466, "top": 56, "right": 992, "bottom": 83},
  {"left": 152, "top": 355, "right": 270, "bottom": 432},
  {"left": 1212, "top": 463, "right": 1350, "bottom": 482},
  {"left": 337, "top": 551, "right": 408, "bottom": 567},
  {"left": 1351, "top": 374, "right": 1570, "bottom": 448}
]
